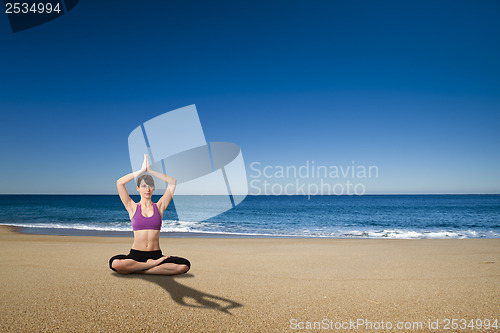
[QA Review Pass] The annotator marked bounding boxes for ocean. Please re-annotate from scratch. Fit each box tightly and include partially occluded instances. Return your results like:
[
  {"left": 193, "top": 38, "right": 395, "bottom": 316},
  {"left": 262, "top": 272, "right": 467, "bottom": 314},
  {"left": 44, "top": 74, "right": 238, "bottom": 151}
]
[{"left": 0, "top": 195, "right": 498, "bottom": 239}]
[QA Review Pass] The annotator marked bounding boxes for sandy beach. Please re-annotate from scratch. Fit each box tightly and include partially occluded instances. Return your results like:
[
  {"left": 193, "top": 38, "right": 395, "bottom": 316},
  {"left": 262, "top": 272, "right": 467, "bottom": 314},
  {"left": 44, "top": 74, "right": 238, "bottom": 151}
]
[{"left": 0, "top": 225, "right": 498, "bottom": 332}]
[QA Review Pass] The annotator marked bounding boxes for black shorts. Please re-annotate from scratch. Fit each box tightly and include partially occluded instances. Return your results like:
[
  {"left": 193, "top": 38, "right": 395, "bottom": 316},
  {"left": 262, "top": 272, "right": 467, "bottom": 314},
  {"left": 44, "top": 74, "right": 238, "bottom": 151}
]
[{"left": 109, "top": 249, "right": 191, "bottom": 273}]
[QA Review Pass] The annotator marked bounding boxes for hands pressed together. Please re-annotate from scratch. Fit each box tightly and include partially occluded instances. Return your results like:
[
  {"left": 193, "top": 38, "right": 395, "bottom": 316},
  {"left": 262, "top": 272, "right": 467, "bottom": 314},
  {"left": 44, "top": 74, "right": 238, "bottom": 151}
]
[{"left": 140, "top": 154, "right": 151, "bottom": 174}]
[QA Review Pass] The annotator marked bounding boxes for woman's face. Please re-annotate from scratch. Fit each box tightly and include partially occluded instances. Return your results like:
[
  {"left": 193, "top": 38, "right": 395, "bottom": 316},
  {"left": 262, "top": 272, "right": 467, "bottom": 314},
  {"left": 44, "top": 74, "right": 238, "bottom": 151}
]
[{"left": 137, "top": 180, "right": 154, "bottom": 198}]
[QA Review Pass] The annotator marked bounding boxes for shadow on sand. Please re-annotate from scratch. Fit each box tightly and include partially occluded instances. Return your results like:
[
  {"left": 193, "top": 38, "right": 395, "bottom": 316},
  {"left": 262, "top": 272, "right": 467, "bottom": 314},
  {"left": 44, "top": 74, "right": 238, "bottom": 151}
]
[{"left": 111, "top": 272, "right": 243, "bottom": 315}]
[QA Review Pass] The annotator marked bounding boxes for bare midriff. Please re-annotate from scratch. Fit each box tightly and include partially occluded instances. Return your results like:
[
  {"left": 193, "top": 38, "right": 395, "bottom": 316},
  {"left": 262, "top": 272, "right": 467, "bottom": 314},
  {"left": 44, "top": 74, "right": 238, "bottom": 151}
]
[{"left": 131, "top": 229, "right": 161, "bottom": 251}]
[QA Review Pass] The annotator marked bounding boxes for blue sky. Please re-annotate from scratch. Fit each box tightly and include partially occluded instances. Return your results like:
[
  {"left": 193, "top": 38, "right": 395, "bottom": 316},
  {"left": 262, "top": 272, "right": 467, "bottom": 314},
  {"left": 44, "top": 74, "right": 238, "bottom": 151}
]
[{"left": 0, "top": 0, "right": 499, "bottom": 194}]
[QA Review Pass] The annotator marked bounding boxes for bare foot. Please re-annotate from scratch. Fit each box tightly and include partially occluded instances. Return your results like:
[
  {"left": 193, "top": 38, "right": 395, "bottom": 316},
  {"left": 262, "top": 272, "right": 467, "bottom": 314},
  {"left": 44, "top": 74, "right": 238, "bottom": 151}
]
[{"left": 147, "top": 256, "right": 171, "bottom": 266}]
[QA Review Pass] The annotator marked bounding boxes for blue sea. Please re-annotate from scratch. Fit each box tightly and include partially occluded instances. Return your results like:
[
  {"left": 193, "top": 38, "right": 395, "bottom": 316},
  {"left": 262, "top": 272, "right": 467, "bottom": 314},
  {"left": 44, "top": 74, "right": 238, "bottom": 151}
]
[{"left": 0, "top": 195, "right": 499, "bottom": 239}]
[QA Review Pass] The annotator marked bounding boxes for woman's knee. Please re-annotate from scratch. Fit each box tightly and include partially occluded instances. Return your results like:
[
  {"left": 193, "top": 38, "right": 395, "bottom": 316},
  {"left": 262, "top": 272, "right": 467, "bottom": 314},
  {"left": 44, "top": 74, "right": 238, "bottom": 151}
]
[
  {"left": 113, "top": 260, "right": 136, "bottom": 274},
  {"left": 177, "top": 264, "right": 190, "bottom": 274},
  {"left": 164, "top": 256, "right": 191, "bottom": 273},
  {"left": 110, "top": 259, "right": 129, "bottom": 274},
  {"left": 111, "top": 259, "right": 125, "bottom": 273},
  {"left": 109, "top": 255, "right": 129, "bottom": 273}
]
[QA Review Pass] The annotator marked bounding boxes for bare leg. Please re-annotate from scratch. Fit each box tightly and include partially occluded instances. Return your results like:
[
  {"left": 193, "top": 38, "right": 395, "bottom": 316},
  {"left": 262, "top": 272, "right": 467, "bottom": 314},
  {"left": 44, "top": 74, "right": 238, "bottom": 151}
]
[
  {"left": 111, "top": 258, "right": 165, "bottom": 274},
  {"left": 135, "top": 263, "right": 189, "bottom": 275}
]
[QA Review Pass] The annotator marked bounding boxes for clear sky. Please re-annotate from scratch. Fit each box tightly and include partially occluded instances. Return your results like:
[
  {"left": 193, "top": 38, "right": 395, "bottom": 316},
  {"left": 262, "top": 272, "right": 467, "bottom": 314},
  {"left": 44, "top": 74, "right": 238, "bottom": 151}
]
[{"left": 0, "top": 0, "right": 499, "bottom": 194}]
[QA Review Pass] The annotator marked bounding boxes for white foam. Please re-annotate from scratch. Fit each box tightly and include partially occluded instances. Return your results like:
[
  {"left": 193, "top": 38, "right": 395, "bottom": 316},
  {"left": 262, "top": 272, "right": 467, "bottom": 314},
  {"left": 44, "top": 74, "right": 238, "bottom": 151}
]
[
  {"left": 0, "top": 222, "right": 132, "bottom": 232},
  {"left": 0, "top": 222, "right": 497, "bottom": 239}
]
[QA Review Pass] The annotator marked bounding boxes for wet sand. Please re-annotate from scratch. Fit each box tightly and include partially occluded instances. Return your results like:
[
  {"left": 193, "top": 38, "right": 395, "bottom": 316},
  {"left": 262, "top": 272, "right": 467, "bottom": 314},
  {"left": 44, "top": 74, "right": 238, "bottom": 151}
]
[{"left": 0, "top": 225, "right": 498, "bottom": 332}]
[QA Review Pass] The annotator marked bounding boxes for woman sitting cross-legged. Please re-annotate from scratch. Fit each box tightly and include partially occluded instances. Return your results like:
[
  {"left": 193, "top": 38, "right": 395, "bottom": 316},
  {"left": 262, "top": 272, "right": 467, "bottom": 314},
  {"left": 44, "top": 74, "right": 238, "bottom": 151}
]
[{"left": 109, "top": 154, "right": 190, "bottom": 275}]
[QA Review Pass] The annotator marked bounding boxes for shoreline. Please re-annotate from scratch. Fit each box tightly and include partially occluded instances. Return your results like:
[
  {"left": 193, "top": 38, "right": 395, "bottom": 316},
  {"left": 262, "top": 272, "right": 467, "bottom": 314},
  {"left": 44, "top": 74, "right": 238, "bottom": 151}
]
[
  {"left": 1, "top": 225, "right": 498, "bottom": 331},
  {"left": 5, "top": 224, "right": 498, "bottom": 239},
  {"left": 6, "top": 225, "right": 327, "bottom": 239},
  {"left": 10, "top": 225, "right": 285, "bottom": 238}
]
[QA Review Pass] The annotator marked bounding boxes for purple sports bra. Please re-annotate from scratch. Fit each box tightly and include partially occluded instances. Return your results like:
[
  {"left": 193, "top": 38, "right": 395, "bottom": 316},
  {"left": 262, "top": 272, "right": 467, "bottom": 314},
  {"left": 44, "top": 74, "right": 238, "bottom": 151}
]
[{"left": 132, "top": 202, "right": 162, "bottom": 231}]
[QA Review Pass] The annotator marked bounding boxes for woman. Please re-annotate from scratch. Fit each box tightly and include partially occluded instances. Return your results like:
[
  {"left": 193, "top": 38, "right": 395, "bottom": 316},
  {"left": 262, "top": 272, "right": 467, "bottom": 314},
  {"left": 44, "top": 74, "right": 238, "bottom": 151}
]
[{"left": 109, "top": 154, "right": 191, "bottom": 275}]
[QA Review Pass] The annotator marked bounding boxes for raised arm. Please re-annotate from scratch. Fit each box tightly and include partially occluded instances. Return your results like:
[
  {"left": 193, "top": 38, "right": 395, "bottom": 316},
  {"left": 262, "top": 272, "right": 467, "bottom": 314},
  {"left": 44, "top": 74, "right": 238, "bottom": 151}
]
[
  {"left": 146, "top": 159, "right": 177, "bottom": 214},
  {"left": 117, "top": 154, "right": 148, "bottom": 214}
]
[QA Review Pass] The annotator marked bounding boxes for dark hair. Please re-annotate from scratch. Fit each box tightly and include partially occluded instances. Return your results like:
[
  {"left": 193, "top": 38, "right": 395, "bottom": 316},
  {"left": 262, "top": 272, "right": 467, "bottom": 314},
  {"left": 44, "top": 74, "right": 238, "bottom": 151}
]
[{"left": 137, "top": 174, "right": 155, "bottom": 188}]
